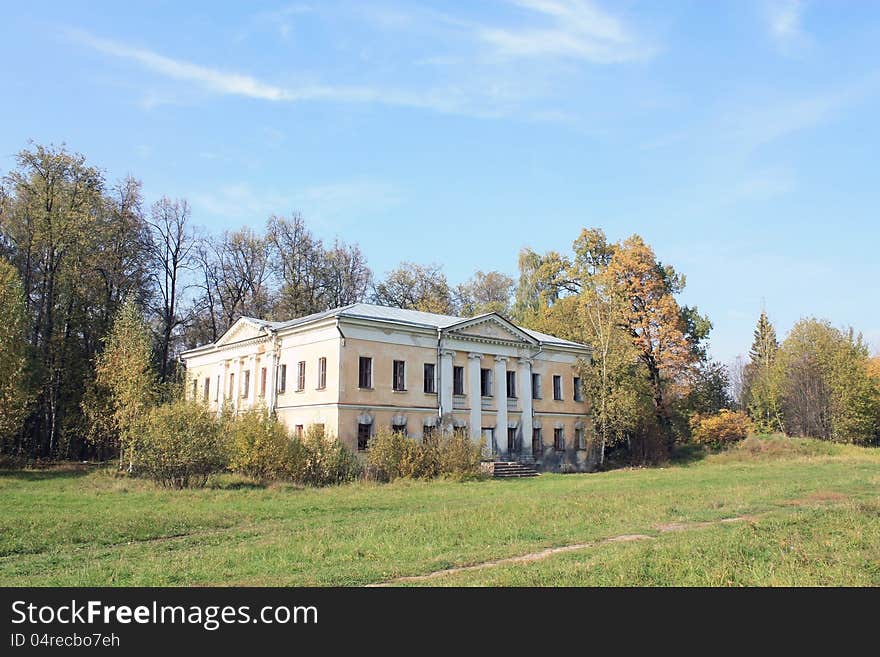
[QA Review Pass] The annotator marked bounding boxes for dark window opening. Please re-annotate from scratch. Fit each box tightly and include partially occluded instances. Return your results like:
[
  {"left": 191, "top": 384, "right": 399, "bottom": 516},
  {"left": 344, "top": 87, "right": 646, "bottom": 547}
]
[
  {"left": 392, "top": 423, "right": 407, "bottom": 437},
  {"left": 423, "top": 425, "right": 436, "bottom": 444},
  {"left": 573, "top": 376, "right": 583, "bottom": 402},
  {"left": 480, "top": 368, "right": 493, "bottom": 397},
  {"left": 358, "top": 357, "right": 372, "bottom": 389},
  {"left": 297, "top": 361, "right": 306, "bottom": 391},
  {"left": 278, "top": 364, "right": 287, "bottom": 393},
  {"left": 532, "top": 428, "right": 542, "bottom": 455},
  {"left": 506, "top": 371, "right": 516, "bottom": 399},
  {"left": 203, "top": 378, "right": 210, "bottom": 401},
  {"left": 553, "top": 375, "right": 563, "bottom": 401},
  {"left": 357, "top": 423, "right": 371, "bottom": 451},
  {"left": 507, "top": 427, "right": 517, "bottom": 452},
  {"left": 423, "top": 363, "right": 436, "bottom": 394},
  {"left": 531, "top": 373, "right": 541, "bottom": 399},
  {"left": 318, "top": 357, "right": 327, "bottom": 389},
  {"left": 393, "top": 360, "right": 406, "bottom": 391},
  {"left": 554, "top": 427, "right": 565, "bottom": 451},
  {"left": 453, "top": 366, "right": 464, "bottom": 395}
]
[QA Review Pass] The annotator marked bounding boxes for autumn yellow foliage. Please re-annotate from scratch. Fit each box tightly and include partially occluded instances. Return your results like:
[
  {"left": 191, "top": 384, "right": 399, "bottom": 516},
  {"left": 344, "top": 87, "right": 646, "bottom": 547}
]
[{"left": 689, "top": 410, "right": 754, "bottom": 448}]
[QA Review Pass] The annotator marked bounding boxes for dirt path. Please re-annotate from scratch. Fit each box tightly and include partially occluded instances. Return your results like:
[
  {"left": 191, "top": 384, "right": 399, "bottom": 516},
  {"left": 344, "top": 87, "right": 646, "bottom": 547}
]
[{"left": 369, "top": 515, "right": 756, "bottom": 586}]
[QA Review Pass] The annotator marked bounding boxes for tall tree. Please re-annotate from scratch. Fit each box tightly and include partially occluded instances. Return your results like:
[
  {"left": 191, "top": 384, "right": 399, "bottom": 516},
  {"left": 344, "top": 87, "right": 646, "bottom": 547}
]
[
  {"left": 268, "top": 214, "right": 325, "bottom": 318},
  {"left": 323, "top": 240, "right": 372, "bottom": 308},
  {"left": 0, "top": 259, "right": 32, "bottom": 452},
  {"left": 92, "top": 296, "right": 158, "bottom": 468},
  {"left": 372, "top": 262, "right": 454, "bottom": 314},
  {"left": 454, "top": 270, "right": 514, "bottom": 317},
  {"left": 147, "top": 197, "right": 196, "bottom": 382},
  {"left": 606, "top": 235, "right": 706, "bottom": 450},
  {"left": 744, "top": 310, "right": 783, "bottom": 432}
]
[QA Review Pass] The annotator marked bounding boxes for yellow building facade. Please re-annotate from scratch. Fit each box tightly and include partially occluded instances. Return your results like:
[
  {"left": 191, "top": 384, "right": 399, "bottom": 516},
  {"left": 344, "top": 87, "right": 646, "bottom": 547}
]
[{"left": 180, "top": 304, "right": 594, "bottom": 471}]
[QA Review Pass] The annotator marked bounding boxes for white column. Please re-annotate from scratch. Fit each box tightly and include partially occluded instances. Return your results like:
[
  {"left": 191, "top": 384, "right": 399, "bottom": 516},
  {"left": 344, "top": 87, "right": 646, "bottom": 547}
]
[
  {"left": 233, "top": 357, "right": 243, "bottom": 413},
  {"left": 519, "top": 358, "right": 533, "bottom": 459},
  {"left": 439, "top": 349, "right": 455, "bottom": 425},
  {"left": 494, "top": 356, "right": 508, "bottom": 458},
  {"left": 467, "top": 352, "right": 482, "bottom": 445},
  {"left": 267, "top": 348, "right": 278, "bottom": 414},
  {"left": 247, "top": 355, "right": 257, "bottom": 410}
]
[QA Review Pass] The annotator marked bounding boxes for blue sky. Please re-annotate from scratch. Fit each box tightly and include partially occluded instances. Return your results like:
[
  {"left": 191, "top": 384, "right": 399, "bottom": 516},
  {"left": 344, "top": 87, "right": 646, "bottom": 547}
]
[{"left": 2, "top": 0, "right": 879, "bottom": 363}]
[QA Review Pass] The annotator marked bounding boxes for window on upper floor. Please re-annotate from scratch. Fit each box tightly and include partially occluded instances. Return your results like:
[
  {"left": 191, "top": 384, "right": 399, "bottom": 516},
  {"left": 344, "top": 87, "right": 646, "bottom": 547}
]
[
  {"left": 229, "top": 373, "right": 235, "bottom": 398},
  {"left": 359, "top": 356, "right": 373, "bottom": 389},
  {"left": 242, "top": 370, "right": 250, "bottom": 398},
  {"left": 453, "top": 366, "right": 464, "bottom": 395},
  {"left": 191, "top": 379, "right": 197, "bottom": 400},
  {"left": 480, "top": 368, "right": 493, "bottom": 397},
  {"left": 392, "top": 360, "right": 406, "bottom": 391},
  {"left": 423, "top": 363, "right": 436, "bottom": 394},
  {"left": 573, "top": 376, "right": 583, "bottom": 402},
  {"left": 215, "top": 375, "right": 220, "bottom": 402},
  {"left": 506, "top": 371, "right": 517, "bottom": 399},
  {"left": 317, "top": 357, "right": 327, "bottom": 389},
  {"left": 203, "top": 378, "right": 210, "bottom": 401},
  {"left": 278, "top": 364, "right": 287, "bottom": 393},
  {"left": 532, "top": 373, "right": 542, "bottom": 399},
  {"left": 260, "top": 367, "right": 267, "bottom": 397},
  {"left": 296, "top": 361, "right": 305, "bottom": 391},
  {"left": 553, "top": 375, "right": 563, "bottom": 401}
]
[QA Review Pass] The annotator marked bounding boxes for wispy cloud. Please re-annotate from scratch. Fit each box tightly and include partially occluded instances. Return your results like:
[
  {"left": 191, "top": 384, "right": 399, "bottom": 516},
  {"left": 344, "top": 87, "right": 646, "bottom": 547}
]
[
  {"left": 766, "top": 0, "right": 804, "bottom": 41},
  {"left": 481, "top": 0, "right": 653, "bottom": 62}
]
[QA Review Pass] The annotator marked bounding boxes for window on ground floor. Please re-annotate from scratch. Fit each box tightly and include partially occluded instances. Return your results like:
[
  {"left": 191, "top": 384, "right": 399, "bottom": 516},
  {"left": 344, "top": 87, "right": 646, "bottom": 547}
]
[
  {"left": 423, "top": 425, "right": 436, "bottom": 444},
  {"left": 357, "top": 423, "right": 371, "bottom": 451},
  {"left": 554, "top": 427, "right": 565, "bottom": 451},
  {"left": 532, "top": 428, "right": 542, "bottom": 455},
  {"left": 294, "top": 425, "right": 304, "bottom": 439},
  {"left": 391, "top": 423, "right": 407, "bottom": 437},
  {"left": 507, "top": 427, "right": 517, "bottom": 452},
  {"left": 576, "top": 427, "right": 586, "bottom": 450}
]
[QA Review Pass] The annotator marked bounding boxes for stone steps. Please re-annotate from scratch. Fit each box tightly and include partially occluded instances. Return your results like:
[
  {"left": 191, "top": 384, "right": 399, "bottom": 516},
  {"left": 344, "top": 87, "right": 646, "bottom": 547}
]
[{"left": 491, "top": 461, "right": 539, "bottom": 478}]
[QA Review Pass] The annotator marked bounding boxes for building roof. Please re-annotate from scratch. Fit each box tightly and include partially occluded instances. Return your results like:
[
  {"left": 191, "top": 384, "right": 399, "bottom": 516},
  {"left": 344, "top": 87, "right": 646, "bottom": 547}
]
[{"left": 257, "top": 302, "right": 587, "bottom": 349}]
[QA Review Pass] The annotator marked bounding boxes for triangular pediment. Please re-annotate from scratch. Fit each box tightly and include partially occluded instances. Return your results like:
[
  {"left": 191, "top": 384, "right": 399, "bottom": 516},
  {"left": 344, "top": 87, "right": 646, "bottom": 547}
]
[
  {"left": 214, "top": 317, "right": 267, "bottom": 347},
  {"left": 443, "top": 314, "right": 538, "bottom": 345}
]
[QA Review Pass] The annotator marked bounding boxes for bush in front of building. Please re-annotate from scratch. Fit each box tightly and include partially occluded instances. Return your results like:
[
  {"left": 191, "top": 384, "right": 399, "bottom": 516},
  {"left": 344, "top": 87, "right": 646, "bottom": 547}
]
[
  {"left": 135, "top": 399, "right": 229, "bottom": 488},
  {"left": 690, "top": 410, "right": 754, "bottom": 449},
  {"left": 227, "top": 408, "right": 303, "bottom": 482},
  {"left": 296, "top": 424, "right": 362, "bottom": 487},
  {"left": 365, "top": 429, "right": 484, "bottom": 482}
]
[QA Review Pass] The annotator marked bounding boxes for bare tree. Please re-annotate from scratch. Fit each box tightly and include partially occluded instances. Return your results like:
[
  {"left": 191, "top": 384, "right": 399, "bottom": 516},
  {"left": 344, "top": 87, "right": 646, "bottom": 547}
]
[
  {"left": 323, "top": 240, "right": 371, "bottom": 308},
  {"left": 147, "top": 197, "right": 196, "bottom": 382}
]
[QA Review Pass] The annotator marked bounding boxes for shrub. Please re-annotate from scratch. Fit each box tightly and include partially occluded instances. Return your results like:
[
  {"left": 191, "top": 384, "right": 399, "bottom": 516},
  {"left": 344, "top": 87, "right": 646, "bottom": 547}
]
[
  {"left": 136, "top": 400, "right": 228, "bottom": 488},
  {"left": 690, "top": 410, "right": 753, "bottom": 449},
  {"left": 365, "top": 429, "right": 484, "bottom": 482},
  {"left": 296, "top": 425, "right": 361, "bottom": 487},
  {"left": 227, "top": 408, "right": 302, "bottom": 482}
]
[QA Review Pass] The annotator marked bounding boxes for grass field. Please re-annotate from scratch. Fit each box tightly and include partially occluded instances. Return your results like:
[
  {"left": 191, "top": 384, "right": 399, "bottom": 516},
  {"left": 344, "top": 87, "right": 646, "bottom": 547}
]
[{"left": 1, "top": 436, "right": 878, "bottom": 586}]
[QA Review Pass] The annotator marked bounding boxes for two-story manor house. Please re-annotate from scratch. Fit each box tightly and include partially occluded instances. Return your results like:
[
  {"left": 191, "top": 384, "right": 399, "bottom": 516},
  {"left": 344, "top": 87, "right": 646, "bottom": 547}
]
[{"left": 180, "top": 303, "right": 594, "bottom": 471}]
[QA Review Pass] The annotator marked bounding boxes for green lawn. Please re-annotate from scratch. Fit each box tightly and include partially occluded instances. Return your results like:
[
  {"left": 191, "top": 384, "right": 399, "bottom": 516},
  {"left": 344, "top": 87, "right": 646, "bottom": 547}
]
[{"left": 1, "top": 436, "right": 878, "bottom": 586}]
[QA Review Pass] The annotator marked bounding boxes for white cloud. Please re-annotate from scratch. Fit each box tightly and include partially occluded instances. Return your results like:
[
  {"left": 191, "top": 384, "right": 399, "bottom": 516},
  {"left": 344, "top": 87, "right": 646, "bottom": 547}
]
[
  {"left": 481, "top": 0, "right": 653, "bottom": 62},
  {"left": 766, "top": 0, "right": 804, "bottom": 41}
]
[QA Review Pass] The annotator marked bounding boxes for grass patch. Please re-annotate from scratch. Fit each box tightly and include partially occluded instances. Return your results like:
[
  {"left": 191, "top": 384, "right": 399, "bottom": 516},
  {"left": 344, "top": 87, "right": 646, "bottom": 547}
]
[{"left": 1, "top": 436, "right": 878, "bottom": 586}]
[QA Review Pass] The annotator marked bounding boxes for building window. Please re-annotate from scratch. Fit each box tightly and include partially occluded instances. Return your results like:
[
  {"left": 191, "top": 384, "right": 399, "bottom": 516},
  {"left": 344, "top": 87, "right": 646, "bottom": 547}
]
[
  {"left": 392, "top": 423, "right": 407, "bottom": 437},
  {"left": 191, "top": 379, "right": 197, "bottom": 399},
  {"left": 203, "top": 378, "right": 210, "bottom": 401},
  {"left": 554, "top": 427, "right": 565, "bottom": 451},
  {"left": 294, "top": 425, "right": 304, "bottom": 439},
  {"left": 229, "top": 373, "right": 235, "bottom": 398},
  {"left": 423, "top": 363, "right": 436, "bottom": 394},
  {"left": 260, "top": 368, "right": 267, "bottom": 397},
  {"left": 553, "top": 375, "right": 563, "bottom": 401},
  {"left": 357, "top": 423, "right": 371, "bottom": 451},
  {"left": 297, "top": 361, "right": 306, "bottom": 391},
  {"left": 392, "top": 360, "right": 406, "bottom": 391},
  {"left": 317, "top": 357, "right": 327, "bottom": 389},
  {"left": 453, "top": 366, "right": 464, "bottom": 395},
  {"left": 480, "top": 368, "right": 493, "bottom": 397},
  {"left": 507, "top": 427, "right": 517, "bottom": 452},
  {"left": 573, "top": 377, "right": 583, "bottom": 402},
  {"left": 358, "top": 356, "right": 373, "bottom": 389},
  {"left": 242, "top": 370, "right": 250, "bottom": 398},
  {"left": 532, "top": 428, "right": 542, "bottom": 455},
  {"left": 576, "top": 427, "right": 586, "bottom": 450},
  {"left": 278, "top": 364, "right": 287, "bottom": 393},
  {"left": 423, "top": 425, "right": 436, "bottom": 444},
  {"left": 215, "top": 375, "right": 220, "bottom": 402},
  {"left": 532, "top": 373, "right": 541, "bottom": 399},
  {"left": 506, "top": 371, "right": 516, "bottom": 398}
]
